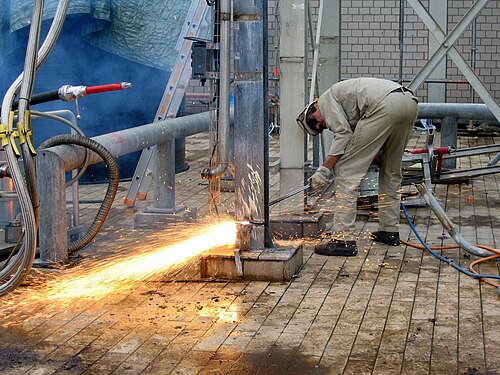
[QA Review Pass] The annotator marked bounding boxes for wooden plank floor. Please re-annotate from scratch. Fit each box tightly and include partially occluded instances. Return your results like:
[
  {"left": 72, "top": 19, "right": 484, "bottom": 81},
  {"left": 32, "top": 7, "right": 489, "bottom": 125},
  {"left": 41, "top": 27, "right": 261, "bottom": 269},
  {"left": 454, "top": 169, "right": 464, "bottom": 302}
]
[{"left": 0, "top": 129, "right": 499, "bottom": 375}]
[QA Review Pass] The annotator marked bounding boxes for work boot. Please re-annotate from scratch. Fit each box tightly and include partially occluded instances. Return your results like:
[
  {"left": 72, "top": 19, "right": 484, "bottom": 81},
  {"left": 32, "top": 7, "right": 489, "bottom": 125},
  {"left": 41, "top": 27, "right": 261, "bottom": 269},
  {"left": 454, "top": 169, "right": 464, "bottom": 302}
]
[
  {"left": 371, "top": 231, "right": 400, "bottom": 246},
  {"left": 314, "top": 239, "right": 358, "bottom": 256}
]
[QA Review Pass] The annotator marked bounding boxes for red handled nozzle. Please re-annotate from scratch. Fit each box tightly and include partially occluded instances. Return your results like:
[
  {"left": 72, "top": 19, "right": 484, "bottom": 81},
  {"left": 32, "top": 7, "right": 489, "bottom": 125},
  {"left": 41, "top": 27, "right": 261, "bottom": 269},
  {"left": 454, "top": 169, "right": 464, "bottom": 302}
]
[{"left": 58, "top": 82, "right": 132, "bottom": 101}]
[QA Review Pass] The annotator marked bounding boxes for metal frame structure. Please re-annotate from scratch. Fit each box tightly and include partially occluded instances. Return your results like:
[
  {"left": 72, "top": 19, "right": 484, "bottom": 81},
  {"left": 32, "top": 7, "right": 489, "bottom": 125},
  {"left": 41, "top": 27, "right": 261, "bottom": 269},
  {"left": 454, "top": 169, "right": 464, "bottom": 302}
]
[
  {"left": 408, "top": 0, "right": 500, "bottom": 168},
  {"left": 278, "top": 0, "right": 500, "bottom": 205},
  {"left": 19, "top": 0, "right": 500, "bottom": 263},
  {"left": 408, "top": 0, "right": 500, "bottom": 123},
  {"left": 403, "top": 103, "right": 500, "bottom": 188}
]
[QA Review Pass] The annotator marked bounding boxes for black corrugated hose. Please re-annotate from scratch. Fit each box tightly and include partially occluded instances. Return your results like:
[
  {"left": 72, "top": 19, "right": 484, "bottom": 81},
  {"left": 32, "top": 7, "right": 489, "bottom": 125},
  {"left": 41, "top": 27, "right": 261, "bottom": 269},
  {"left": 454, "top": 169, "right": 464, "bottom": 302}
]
[{"left": 37, "top": 134, "right": 119, "bottom": 254}]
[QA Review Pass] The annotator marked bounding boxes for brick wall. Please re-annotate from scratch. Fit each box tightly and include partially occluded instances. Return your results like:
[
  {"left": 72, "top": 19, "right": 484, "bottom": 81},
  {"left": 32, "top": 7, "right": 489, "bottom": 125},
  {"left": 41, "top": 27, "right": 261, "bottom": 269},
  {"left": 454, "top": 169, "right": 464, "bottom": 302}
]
[
  {"left": 446, "top": 1, "right": 500, "bottom": 103},
  {"left": 185, "top": 0, "right": 499, "bottom": 113}
]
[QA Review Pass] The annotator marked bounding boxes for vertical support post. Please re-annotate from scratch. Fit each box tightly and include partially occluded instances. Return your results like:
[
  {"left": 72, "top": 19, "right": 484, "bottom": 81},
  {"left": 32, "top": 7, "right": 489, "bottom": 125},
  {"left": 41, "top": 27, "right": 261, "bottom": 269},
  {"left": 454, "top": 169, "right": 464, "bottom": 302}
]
[
  {"left": 441, "top": 116, "right": 457, "bottom": 169},
  {"left": 233, "top": 1, "right": 271, "bottom": 249},
  {"left": 317, "top": 0, "right": 341, "bottom": 163},
  {"left": 152, "top": 138, "right": 176, "bottom": 210},
  {"left": 219, "top": 0, "right": 232, "bottom": 171},
  {"left": 37, "top": 150, "right": 68, "bottom": 263},
  {"left": 398, "top": 0, "right": 405, "bottom": 84},
  {"left": 175, "top": 138, "right": 189, "bottom": 173},
  {"left": 278, "top": 0, "right": 307, "bottom": 206},
  {"left": 428, "top": 0, "right": 448, "bottom": 104}
]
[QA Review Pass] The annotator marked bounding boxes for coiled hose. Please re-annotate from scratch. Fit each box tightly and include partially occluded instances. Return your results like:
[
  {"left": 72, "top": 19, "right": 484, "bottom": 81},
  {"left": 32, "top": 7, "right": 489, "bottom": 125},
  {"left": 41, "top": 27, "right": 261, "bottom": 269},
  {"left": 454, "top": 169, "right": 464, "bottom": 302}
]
[{"left": 38, "top": 134, "right": 119, "bottom": 254}]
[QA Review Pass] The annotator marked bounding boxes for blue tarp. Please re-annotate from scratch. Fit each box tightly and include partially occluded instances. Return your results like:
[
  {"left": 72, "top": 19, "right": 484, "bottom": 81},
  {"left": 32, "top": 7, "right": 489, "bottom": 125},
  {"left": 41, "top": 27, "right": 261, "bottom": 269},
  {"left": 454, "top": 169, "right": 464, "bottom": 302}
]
[
  {"left": 0, "top": 0, "right": 200, "bottom": 181},
  {"left": 6, "top": 0, "right": 193, "bottom": 70}
]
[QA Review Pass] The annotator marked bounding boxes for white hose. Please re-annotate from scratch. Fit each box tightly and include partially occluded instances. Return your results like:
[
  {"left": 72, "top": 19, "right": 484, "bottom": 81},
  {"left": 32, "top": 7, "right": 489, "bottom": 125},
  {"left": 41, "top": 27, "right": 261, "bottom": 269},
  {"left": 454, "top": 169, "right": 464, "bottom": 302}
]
[{"left": 0, "top": 0, "right": 70, "bottom": 296}]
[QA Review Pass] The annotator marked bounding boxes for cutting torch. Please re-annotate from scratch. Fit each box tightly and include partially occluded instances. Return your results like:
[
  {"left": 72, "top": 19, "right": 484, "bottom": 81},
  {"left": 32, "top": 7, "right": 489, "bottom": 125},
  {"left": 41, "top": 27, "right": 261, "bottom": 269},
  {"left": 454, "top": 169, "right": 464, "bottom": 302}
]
[{"left": 269, "top": 183, "right": 311, "bottom": 206}]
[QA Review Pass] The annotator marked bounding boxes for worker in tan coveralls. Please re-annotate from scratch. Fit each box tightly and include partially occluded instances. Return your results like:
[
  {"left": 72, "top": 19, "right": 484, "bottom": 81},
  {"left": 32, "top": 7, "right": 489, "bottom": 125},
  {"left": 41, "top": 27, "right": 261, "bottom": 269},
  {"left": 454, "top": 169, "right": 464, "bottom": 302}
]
[{"left": 296, "top": 77, "right": 418, "bottom": 256}]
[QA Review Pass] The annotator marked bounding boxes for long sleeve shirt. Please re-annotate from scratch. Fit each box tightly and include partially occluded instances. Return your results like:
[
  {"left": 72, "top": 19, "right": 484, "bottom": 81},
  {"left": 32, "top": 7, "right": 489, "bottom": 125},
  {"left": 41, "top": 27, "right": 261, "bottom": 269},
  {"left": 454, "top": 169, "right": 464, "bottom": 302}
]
[{"left": 317, "top": 77, "right": 402, "bottom": 157}]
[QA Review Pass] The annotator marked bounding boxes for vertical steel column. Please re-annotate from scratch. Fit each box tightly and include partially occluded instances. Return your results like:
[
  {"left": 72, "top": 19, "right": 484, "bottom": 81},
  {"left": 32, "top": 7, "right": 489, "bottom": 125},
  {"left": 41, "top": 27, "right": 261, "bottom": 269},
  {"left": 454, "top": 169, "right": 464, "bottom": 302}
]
[
  {"left": 36, "top": 150, "right": 68, "bottom": 263},
  {"left": 317, "top": 0, "right": 341, "bottom": 163},
  {"left": 152, "top": 138, "right": 176, "bottom": 210},
  {"left": 233, "top": 1, "right": 271, "bottom": 248},
  {"left": 398, "top": 0, "right": 405, "bottom": 85},
  {"left": 428, "top": 0, "right": 448, "bottom": 104},
  {"left": 278, "top": 0, "right": 307, "bottom": 206},
  {"left": 441, "top": 116, "right": 457, "bottom": 169},
  {"left": 219, "top": 0, "right": 232, "bottom": 171}
]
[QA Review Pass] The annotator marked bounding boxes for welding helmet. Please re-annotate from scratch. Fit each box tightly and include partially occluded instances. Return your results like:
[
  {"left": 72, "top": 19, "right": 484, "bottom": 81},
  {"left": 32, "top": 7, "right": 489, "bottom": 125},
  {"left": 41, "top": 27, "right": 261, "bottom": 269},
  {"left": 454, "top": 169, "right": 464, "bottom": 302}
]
[{"left": 296, "top": 99, "right": 319, "bottom": 136}]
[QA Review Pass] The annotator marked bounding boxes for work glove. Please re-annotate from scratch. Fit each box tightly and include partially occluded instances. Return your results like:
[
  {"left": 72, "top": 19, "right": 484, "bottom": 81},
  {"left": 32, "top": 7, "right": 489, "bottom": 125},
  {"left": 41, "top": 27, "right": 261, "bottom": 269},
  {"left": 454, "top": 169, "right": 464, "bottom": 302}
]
[{"left": 309, "top": 166, "right": 331, "bottom": 191}]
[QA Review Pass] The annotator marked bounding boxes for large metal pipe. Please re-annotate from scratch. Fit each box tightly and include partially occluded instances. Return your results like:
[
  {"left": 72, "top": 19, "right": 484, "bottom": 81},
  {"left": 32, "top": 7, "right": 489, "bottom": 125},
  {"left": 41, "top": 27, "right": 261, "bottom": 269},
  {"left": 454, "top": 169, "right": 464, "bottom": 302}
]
[
  {"left": 37, "top": 151, "right": 67, "bottom": 263},
  {"left": 42, "top": 111, "right": 214, "bottom": 171},
  {"left": 417, "top": 102, "right": 498, "bottom": 169},
  {"left": 152, "top": 138, "right": 176, "bottom": 210},
  {"left": 417, "top": 103, "right": 498, "bottom": 121},
  {"left": 278, "top": 0, "right": 307, "bottom": 205}
]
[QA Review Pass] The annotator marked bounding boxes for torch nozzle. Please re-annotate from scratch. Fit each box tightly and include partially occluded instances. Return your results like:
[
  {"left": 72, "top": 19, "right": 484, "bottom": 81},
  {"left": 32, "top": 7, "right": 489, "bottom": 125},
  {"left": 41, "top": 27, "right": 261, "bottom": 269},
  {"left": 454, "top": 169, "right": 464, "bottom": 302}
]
[
  {"left": 58, "top": 82, "right": 132, "bottom": 101},
  {"left": 120, "top": 82, "right": 133, "bottom": 90}
]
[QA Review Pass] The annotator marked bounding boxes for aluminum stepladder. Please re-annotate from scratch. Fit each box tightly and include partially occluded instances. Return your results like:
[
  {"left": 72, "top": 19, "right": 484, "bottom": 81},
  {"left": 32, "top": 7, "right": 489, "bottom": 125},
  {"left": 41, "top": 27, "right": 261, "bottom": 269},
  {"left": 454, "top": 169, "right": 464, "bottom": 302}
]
[{"left": 124, "top": 0, "right": 210, "bottom": 206}]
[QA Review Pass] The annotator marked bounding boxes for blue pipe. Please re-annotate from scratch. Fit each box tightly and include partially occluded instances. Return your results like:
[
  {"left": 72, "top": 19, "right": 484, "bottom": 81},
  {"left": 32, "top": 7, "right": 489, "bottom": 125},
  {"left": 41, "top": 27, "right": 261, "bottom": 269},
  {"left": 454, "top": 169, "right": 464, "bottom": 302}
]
[{"left": 401, "top": 203, "right": 500, "bottom": 295}]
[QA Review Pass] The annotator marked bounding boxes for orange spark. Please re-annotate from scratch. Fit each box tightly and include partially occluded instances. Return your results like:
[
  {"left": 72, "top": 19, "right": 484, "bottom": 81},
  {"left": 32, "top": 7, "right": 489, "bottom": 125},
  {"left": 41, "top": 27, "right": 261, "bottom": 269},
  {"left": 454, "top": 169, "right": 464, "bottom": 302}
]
[
  {"left": 45, "top": 221, "right": 236, "bottom": 301},
  {"left": 1, "top": 221, "right": 236, "bottom": 323}
]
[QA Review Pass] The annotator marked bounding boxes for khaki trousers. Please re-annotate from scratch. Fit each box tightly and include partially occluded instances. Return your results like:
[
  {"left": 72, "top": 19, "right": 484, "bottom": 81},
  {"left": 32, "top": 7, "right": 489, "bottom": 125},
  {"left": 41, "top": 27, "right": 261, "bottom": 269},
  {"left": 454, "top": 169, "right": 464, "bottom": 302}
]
[{"left": 332, "top": 90, "right": 418, "bottom": 240}]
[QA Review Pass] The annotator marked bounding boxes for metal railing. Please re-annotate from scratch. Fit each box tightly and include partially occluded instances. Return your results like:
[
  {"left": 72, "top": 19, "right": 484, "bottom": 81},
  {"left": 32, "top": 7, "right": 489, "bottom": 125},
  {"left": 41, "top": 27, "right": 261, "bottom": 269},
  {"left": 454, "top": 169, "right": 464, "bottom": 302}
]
[{"left": 37, "top": 111, "right": 216, "bottom": 262}]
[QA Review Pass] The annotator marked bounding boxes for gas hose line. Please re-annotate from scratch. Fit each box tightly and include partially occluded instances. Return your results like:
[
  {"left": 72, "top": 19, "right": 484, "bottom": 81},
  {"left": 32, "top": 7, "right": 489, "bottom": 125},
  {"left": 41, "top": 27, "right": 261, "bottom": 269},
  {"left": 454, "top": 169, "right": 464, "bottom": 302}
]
[
  {"left": 401, "top": 203, "right": 500, "bottom": 293},
  {"left": 38, "top": 134, "right": 119, "bottom": 254}
]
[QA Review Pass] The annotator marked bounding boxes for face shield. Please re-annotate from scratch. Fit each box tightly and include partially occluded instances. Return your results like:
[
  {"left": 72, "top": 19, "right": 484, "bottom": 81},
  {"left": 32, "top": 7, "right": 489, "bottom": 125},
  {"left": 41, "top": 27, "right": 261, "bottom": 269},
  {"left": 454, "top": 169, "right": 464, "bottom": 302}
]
[{"left": 296, "top": 100, "right": 320, "bottom": 136}]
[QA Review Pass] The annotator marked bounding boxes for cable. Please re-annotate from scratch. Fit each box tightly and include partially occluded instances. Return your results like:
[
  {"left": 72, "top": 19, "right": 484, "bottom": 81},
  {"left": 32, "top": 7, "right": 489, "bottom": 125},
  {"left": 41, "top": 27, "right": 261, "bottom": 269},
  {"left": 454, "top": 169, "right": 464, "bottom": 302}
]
[
  {"left": 38, "top": 134, "right": 119, "bottom": 254},
  {"left": 401, "top": 203, "right": 500, "bottom": 293},
  {"left": 400, "top": 238, "right": 500, "bottom": 289},
  {"left": 0, "top": 0, "right": 71, "bottom": 297},
  {"left": 469, "top": 253, "right": 500, "bottom": 289},
  {"left": 12, "top": 90, "right": 60, "bottom": 110},
  {"left": 31, "top": 110, "right": 90, "bottom": 186},
  {"left": 400, "top": 239, "right": 459, "bottom": 251},
  {"left": 0, "top": 0, "right": 46, "bottom": 297}
]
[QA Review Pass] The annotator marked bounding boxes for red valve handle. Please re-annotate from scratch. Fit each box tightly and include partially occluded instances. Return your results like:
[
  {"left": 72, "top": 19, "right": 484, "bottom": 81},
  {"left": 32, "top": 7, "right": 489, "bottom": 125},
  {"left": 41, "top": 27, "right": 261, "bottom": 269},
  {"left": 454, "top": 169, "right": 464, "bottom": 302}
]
[{"left": 409, "top": 146, "right": 450, "bottom": 155}]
